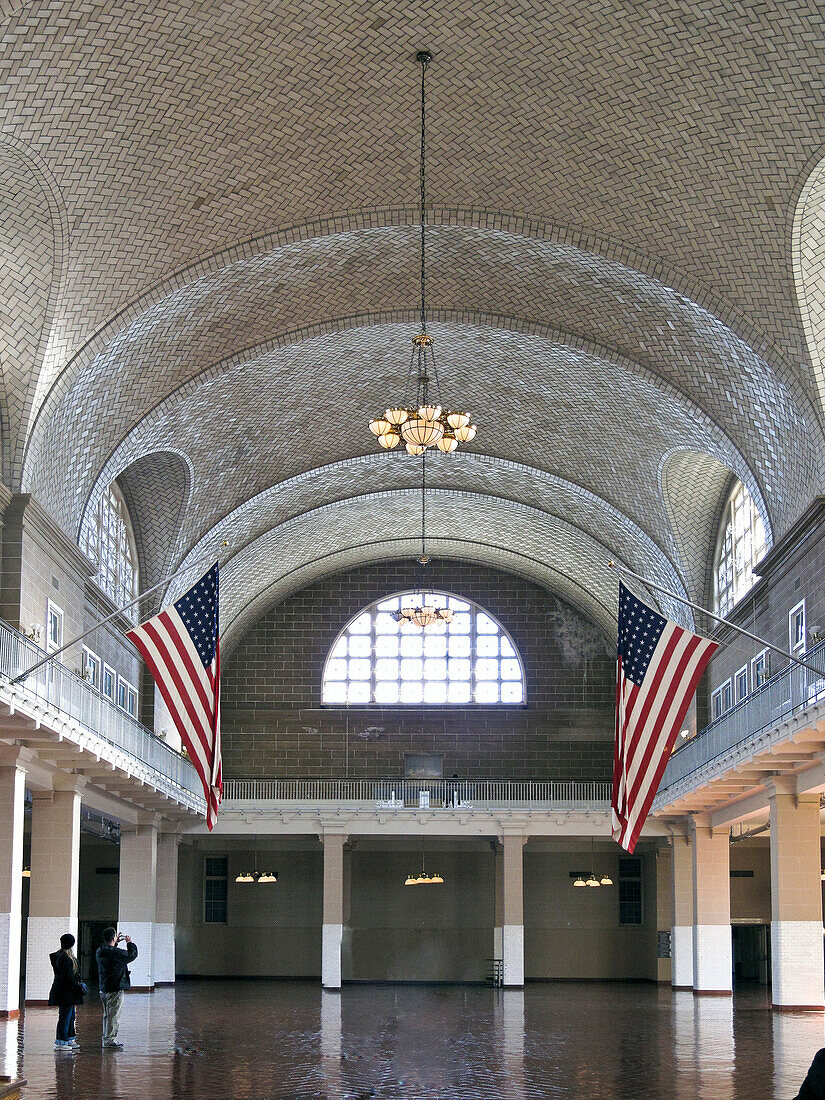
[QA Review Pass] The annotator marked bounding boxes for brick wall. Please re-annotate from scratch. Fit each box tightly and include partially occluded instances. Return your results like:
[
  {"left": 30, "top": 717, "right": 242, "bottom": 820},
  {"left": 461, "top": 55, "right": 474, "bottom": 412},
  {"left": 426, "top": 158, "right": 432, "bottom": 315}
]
[{"left": 222, "top": 560, "right": 615, "bottom": 780}]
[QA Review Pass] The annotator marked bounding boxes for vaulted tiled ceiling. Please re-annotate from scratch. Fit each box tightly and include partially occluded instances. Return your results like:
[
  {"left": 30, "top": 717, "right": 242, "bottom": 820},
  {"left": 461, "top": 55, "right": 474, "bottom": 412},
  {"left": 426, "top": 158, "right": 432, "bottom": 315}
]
[{"left": 4, "top": 0, "right": 825, "bottom": 639}]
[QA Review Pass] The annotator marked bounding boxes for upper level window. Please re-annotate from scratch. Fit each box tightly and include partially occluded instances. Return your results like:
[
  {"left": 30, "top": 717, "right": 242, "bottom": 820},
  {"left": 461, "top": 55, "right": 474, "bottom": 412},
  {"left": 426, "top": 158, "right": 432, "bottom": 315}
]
[
  {"left": 321, "top": 592, "right": 525, "bottom": 706},
  {"left": 713, "top": 481, "right": 766, "bottom": 617},
  {"left": 81, "top": 484, "right": 139, "bottom": 620}
]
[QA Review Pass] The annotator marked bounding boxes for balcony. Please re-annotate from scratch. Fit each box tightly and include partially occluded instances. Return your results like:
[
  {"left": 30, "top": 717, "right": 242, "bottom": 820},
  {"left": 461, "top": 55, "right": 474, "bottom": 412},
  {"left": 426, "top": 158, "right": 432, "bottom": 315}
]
[
  {"left": 0, "top": 619, "right": 206, "bottom": 816},
  {"left": 654, "top": 639, "right": 825, "bottom": 810},
  {"left": 222, "top": 777, "right": 610, "bottom": 808}
]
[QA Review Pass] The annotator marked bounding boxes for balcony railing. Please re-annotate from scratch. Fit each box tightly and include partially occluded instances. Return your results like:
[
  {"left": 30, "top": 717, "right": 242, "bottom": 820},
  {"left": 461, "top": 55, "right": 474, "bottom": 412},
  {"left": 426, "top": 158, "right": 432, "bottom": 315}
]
[
  {"left": 658, "top": 638, "right": 825, "bottom": 796},
  {"left": 0, "top": 619, "right": 205, "bottom": 813},
  {"left": 223, "top": 777, "right": 610, "bottom": 808}
]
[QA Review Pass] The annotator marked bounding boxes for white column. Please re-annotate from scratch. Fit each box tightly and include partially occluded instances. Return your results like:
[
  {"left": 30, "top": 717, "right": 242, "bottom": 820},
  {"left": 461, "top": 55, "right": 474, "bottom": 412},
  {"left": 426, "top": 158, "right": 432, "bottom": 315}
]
[
  {"left": 119, "top": 824, "right": 158, "bottom": 990},
  {"left": 671, "top": 832, "right": 694, "bottom": 990},
  {"left": 322, "top": 832, "right": 346, "bottom": 989},
  {"left": 502, "top": 832, "right": 525, "bottom": 988},
  {"left": 767, "top": 777, "right": 825, "bottom": 1010},
  {"left": 691, "top": 816, "right": 732, "bottom": 995},
  {"left": 153, "top": 833, "right": 179, "bottom": 985},
  {"left": 25, "top": 788, "right": 81, "bottom": 1002},
  {"left": 0, "top": 766, "right": 25, "bottom": 1017},
  {"left": 493, "top": 843, "right": 504, "bottom": 963}
]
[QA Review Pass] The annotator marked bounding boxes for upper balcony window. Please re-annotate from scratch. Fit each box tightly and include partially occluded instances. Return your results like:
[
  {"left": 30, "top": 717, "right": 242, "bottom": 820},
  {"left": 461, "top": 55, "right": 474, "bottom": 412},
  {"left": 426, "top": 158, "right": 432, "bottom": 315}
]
[
  {"left": 321, "top": 592, "right": 525, "bottom": 706},
  {"left": 81, "top": 483, "right": 139, "bottom": 621},
  {"left": 713, "top": 481, "right": 766, "bottom": 617}
]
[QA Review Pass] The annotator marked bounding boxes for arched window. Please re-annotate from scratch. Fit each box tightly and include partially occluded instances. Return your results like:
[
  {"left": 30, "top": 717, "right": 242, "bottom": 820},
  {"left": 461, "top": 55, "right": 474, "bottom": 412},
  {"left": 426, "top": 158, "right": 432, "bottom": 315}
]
[
  {"left": 81, "top": 483, "right": 139, "bottom": 619},
  {"left": 714, "top": 481, "right": 766, "bottom": 616},
  {"left": 322, "top": 592, "right": 525, "bottom": 706}
]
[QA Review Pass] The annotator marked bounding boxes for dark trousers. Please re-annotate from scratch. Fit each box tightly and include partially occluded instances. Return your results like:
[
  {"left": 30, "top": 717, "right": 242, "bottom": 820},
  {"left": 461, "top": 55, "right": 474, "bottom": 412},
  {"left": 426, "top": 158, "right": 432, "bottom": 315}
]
[{"left": 56, "top": 1004, "right": 76, "bottom": 1041}]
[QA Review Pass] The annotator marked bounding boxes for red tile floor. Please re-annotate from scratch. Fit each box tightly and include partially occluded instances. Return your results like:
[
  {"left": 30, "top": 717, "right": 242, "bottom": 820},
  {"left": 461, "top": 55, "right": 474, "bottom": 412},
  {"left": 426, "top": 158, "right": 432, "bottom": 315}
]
[{"left": 2, "top": 981, "right": 823, "bottom": 1099}]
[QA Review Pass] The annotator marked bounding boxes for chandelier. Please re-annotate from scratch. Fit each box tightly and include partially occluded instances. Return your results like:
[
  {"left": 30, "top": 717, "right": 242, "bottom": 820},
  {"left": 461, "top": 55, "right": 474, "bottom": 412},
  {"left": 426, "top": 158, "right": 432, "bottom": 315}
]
[
  {"left": 572, "top": 838, "right": 613, "bottom": 888},
  {"left": 392, "top": 452, "right": 453, "bottom": 629},
  {"left": 368, "top": 50, "right": 477, "bottom": 456},
  {"left": 405, "top": 851, "right": 444, "bottom": 886}
]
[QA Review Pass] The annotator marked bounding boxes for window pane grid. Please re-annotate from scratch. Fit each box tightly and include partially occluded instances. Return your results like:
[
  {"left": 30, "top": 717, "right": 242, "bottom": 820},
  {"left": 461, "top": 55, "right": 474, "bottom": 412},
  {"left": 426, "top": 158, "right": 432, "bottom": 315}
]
[
  {"left": 715, "top": 482, "right": 766, "bottom": 616},
  {"left": 322, "top": 592, "right": 525, "bottom": 705}
]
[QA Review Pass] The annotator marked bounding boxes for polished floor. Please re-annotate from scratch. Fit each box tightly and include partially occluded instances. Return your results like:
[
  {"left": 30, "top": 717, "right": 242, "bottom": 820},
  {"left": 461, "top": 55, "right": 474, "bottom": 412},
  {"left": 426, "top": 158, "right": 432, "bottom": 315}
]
[{"left": 2, "top": 981, "right": 824, "bottom": 1099}]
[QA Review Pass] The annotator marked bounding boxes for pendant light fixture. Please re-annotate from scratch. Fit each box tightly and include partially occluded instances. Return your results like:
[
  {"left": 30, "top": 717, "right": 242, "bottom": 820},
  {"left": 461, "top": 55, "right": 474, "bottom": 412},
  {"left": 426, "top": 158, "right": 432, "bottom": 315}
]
[
  {"left": 392, "top": 451, "right": 453, "bottom": 629},
  {"left": 405, "top": 849, "right": 444, "bottom": 885},
  {"left": 235, "top": 837, "right": 278, "bottom": 884},
  {"left": 368, "top": 50, "right": 477, "bottom": 455},
  {"left": 572, "top": 838, "right": 613, "bottom": 889}
]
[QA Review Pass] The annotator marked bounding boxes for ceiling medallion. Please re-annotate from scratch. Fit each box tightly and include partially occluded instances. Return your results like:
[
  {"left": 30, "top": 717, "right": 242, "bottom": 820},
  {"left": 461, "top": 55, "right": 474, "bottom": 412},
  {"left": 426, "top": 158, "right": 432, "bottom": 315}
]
[{"left": 368, "top": 50, "right": 477, "bottom": 456}]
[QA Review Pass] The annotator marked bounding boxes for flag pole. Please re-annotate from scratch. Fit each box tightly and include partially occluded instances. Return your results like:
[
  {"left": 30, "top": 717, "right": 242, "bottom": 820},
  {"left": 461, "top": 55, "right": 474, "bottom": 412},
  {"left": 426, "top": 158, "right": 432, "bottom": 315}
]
[
  {"left": 10, "top": 543, "right": 229, "bottom": 684},
  {"left": 607, "top": 560, "right": 824, "bottom": 678}
]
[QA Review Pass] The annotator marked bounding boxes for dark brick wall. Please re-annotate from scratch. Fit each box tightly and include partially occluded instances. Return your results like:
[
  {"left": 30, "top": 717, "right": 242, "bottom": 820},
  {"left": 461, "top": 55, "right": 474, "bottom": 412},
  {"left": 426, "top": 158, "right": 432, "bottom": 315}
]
[{"left": 222, "top": 560, "right": 615, "bottom": 780}]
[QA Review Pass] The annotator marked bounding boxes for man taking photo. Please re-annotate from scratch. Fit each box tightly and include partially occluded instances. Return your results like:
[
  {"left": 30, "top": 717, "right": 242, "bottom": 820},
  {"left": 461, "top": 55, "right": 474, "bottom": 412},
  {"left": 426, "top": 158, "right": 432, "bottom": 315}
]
[{"left": 95, "top": 928, "right": 138, "bottom": 1050}]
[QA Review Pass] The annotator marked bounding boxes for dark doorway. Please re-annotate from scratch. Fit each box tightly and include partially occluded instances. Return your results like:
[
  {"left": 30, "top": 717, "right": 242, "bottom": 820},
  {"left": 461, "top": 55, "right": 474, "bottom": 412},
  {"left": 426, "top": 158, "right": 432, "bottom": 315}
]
[{"left": 732, "top": 923, "right": 769, "bottom": 985}]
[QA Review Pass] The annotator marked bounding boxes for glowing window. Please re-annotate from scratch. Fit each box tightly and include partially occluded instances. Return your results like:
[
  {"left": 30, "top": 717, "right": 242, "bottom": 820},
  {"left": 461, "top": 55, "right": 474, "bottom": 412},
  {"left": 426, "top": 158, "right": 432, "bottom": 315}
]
[
  {"left": 322, "top": 592, "right": 525, "bottom": 705},
  {"left": 81, "top": 484, "right": 139, "bottom": 620},
  {"left": 713, "top": 481, "right": 766, "bottom": 617}
]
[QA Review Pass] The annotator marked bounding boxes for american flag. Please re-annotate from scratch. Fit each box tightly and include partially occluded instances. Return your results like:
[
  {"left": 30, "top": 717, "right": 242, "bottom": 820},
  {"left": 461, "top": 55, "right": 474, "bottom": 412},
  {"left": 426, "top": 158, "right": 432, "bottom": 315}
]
[
  {"left": 611, "top": 582, "right": 718, "bottom": 853},
  {"left": 127, "top": 563, "right": 222, "bottom": 829}
]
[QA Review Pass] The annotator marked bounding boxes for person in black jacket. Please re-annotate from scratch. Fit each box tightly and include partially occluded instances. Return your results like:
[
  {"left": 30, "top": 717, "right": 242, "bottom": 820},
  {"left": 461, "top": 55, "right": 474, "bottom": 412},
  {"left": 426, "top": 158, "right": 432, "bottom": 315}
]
[
  {"left": 95, "top": 927, "right": 138, "bottom": 1049},
  {"left": 795, "top": 1049, "right": 825, "bottom": 1100},
  {"left": 48, "top": 932, "right": 85, "bottom": 1049}
]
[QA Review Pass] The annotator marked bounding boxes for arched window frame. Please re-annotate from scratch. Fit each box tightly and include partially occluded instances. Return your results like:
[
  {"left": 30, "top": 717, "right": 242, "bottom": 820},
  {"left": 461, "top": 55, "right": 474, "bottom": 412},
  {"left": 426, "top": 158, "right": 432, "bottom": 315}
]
[
  {"left": 713, "top": 480, "right": 766, "bottom": 617},
  {"left": 81, "top": 483, "right": 139, "bottom": 621},
  {"left": 321, "top": 591, "right": 526, "bottom": 706}
]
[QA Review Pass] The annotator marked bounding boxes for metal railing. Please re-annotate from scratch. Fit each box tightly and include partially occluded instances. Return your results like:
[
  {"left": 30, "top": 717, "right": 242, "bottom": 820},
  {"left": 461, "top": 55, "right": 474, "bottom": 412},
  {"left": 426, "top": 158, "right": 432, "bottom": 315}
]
[
  {"left": 223, "top": 777, "right": 610, "bottom": 807},
  {"left": 659, "top": 638, "right": 825, "bottom": 796},
  {"left": 0, "top": 619, "right": 205, "bottom": 812}
]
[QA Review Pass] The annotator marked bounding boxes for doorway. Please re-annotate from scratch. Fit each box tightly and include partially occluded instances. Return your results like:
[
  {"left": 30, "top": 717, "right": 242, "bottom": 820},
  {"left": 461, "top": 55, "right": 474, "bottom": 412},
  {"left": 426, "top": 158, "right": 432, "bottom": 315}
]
[{"left": 732, "top": 923, "right": 770, "bottom": 985}]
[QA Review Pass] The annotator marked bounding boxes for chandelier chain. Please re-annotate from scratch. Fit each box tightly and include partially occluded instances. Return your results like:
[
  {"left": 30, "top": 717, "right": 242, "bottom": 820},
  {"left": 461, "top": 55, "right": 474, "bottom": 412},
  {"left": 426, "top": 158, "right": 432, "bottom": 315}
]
[{"left": 419, "top": 51, "right": 428, "bottom": 332}]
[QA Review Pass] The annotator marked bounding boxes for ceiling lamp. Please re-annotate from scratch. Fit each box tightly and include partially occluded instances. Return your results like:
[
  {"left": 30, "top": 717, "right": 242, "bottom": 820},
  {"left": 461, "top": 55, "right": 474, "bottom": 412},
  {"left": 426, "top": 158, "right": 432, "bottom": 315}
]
[
  {"left": 600, "top": 873, "right": 613, "bottom": 886},
  {"left": 21, "top": 867, "right": 31, "bottom": 878},
  {"left": 367, "top": 51, "right": 477, "bottom": 456},
  {"left": 572, "top": 875, "right": 586, "bottom": 888},
  {"left": 586, "top": 873, "right": 601, "bottom": 888},
  {"left": 391, "top": 453, "right": 453, "bottom": 630},
  {"left": 405, "top": 853, "right": 444, "bottom": 885},
  {"left": 235, "top": 839, "right": 278, "bottom": 883},
  {"left": 572, "top": 840, "right": 614, "bottom": 889}
]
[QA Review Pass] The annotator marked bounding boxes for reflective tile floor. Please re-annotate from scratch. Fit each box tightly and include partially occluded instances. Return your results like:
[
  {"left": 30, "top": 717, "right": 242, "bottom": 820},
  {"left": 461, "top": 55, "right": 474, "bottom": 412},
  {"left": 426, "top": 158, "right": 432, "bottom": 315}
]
[{"left": 2, "top": 981, "right": 824, "bottom": 1099}]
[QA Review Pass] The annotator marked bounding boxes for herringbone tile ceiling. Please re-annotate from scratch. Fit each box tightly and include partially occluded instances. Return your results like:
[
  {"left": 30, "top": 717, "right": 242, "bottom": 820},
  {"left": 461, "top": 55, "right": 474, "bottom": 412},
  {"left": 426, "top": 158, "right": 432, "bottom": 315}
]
[{"left": 4, "top": 0, "right": 825, "bottom": 631}]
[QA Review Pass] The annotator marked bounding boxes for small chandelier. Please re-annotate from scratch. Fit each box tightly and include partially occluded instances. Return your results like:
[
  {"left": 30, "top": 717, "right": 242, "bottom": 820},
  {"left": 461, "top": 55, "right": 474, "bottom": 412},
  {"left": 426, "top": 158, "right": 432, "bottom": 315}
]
[
  {"left": 235, "top": 839, "right": 278, "bottom": 884},
  {"left": 405, "top": 851, "right": 444, "bottom": 886},
  {"left": 391, "top": 452, "right": 453, "bottom": 629},
  {"left": 368, "top": 51, "right": 477, "bottom": 455},
  {"left": 572, "top": 839, "right": 613, "bottom": 889}
]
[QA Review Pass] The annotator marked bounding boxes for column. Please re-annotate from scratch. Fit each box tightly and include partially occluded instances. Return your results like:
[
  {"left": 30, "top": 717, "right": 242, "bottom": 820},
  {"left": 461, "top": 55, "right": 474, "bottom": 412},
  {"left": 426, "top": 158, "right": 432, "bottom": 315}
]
[
  {"left": 0, "top": 767, "right": 25, "bottom": 1016},
  {"left": 656, "top": 843, "right": 673, "bottom": 984},
  {"left": 767, "top": 776, "right": 825, "bottom": 1010},
  {"left": 118, "top": 824, "right": 158, "bottom": 990},
  {"left": 153, "top": 832, "right": 179, "bottom": 985},
  {"left": 502, "top": 832, "right": 525, "bottom": 988},
  {"left": 671, "top": 832, "right": 694, "bottom": 990},
  {"left": 25, "top": 788, "right": 81, "bottom": 1002},
  {"left": 493, "top": 843, "right": 504, "bottom": 964},
  {"left": 322, "top": 832, "right": 346, "bottom": 989},
  {"left": 691, "top": 816, "right": 732, "bottom": 995}
]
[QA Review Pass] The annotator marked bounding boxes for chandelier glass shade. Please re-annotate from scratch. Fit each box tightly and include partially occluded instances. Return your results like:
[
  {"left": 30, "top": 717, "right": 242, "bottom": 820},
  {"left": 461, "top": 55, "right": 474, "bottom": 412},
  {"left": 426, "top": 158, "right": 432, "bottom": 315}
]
[
  {"left": 367, "top": 52, "right": 477, "bottom": 456},
  {"left": 405, "top": 853, "right": 444, "bottom": 885}
]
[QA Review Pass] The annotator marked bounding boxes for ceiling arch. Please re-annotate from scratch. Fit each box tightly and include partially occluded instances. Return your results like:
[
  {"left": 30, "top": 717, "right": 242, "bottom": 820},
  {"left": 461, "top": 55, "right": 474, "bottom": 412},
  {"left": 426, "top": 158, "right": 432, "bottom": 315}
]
[
  {"left": 166, "top": 487, "right": 696, "bottom": 654},
  {"left": 793, "top": 149, "right": 825, "bottom": 425}
]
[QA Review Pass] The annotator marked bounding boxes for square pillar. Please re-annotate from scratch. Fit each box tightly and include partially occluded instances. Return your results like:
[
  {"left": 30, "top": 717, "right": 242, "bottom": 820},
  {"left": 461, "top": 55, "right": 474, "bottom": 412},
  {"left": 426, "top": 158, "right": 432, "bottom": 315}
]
[
  {"left": 767, "top": 777, "right": 825, "bottom": 1010},
  {"left": 26, "top": 788, "right": 81, "bottom": 1002},
  {"left": 0, "top": 767, "right": 25, "bottom": 1017},
  {"left": 119, "top": 824, "right": 158, "bottom": 990},
  {"left": 671, "top": 832, "right": 695, "bottom": 990},
  {"left": 493, "top": 843, "right": 504, "bottom": 963},
  {"left": 153, "top": 833, "right": 179, "bottom": 985},
  {"left": 502, "top": 833, "right": 525, "bottom": 988},
  {"left": 322, "top": 832, "right": 346, "bottom": 989},
  {"left": 691, "top": 816, "right": 732, "bottom": 995}
]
